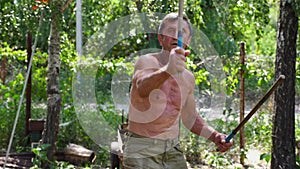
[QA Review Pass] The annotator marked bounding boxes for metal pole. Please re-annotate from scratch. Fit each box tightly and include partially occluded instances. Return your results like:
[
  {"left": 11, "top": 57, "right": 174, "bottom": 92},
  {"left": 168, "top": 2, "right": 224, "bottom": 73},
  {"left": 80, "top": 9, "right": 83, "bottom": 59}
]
[
  {"left": 76, "top": 0, "right": 82, "bottom": 82},
  {"left": 76, "top": 0, "right": 82, "bottom": 57}
]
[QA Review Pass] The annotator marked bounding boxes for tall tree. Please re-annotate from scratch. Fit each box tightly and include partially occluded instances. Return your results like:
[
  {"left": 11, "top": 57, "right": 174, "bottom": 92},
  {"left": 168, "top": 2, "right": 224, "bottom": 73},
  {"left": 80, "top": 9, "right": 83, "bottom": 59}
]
[
  {"left": 41, "top": 0, "right": 63, "bottom": 167},
  {"left": 271, "top": 0, "right": 298, "bottom": 168}
]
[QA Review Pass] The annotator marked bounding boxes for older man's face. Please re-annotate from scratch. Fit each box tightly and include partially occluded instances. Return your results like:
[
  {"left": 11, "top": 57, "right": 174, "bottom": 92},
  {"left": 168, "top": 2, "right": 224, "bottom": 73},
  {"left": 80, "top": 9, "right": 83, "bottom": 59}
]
[{"left": 158, "top": 20, "right": 191, "bottom": 51}]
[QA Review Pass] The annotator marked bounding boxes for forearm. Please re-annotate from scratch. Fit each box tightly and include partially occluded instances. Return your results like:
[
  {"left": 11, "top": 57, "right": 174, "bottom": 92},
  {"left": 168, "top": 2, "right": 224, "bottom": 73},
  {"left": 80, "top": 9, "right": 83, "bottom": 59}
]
[
  {"left": 183, "top": 113, "right": 232, "bottom": 152},
  {"left": 191, "top": 122, "right": 218, "bottom": 143},
  {"left": 136, "top": 66, "right": 170, "bottom": 97},
  {"left": 183, "top": 114, "right": 218, "bottom": 143}
]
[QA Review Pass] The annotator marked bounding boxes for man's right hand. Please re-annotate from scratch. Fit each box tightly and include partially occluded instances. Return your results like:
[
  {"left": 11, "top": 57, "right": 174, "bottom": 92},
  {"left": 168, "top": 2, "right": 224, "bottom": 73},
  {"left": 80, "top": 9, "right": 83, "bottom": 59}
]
[{"left": 166, "top": 47, "right": 190, "bottom": 75}]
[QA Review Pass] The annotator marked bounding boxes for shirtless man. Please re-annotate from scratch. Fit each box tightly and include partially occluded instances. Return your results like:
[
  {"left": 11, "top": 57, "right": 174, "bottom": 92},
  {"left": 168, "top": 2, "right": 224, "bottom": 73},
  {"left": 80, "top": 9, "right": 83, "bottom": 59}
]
[{"left": 123, "top": 13, "right": 233, "bottom": 169}]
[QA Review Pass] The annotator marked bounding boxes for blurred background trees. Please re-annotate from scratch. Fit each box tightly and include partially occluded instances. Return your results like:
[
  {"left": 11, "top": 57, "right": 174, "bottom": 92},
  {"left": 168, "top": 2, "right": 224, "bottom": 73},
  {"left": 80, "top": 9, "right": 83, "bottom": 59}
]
[{"left": 0, "top": 0, "right": 299, "bottom": 167}]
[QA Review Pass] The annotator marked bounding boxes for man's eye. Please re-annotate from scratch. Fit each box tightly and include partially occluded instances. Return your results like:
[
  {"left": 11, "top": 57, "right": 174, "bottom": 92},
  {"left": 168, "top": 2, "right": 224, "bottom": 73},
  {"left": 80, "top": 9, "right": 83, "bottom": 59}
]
[{"left": 168, "top": 29, "right": 176, "bottom": 34}]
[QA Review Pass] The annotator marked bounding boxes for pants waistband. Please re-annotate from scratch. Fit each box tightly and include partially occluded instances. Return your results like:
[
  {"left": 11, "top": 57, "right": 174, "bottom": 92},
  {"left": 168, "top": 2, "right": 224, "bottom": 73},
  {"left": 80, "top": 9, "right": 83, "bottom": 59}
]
[{"left": 125, "top": 131, "right": 179, "bottom": 146}]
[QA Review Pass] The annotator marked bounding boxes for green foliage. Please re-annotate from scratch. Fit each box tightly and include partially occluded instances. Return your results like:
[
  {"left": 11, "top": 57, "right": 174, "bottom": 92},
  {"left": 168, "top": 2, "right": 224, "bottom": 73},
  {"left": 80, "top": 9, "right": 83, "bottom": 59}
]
[
  {"left": 296, "top": 114, "right": 300, "bottom": 141},
  {"left": 0, "top": 43, "right": 28, "bottom": 149},
  {"left": 1, "top": 0, "right": 299, "bottom": 168},
  {"left": 182, "top": 108, "right": 276, "bottom": 168},
  {"left": 292, "top": 0, "right": 300, "bottom": 16},
  {"left": 260, "top": 152, "right": 271, "bottom": 164},
  {"left": 222, "top": 53, "right": 275, "bottom": 99},
  {"left": 206, "top": 153, "right": 233, "bottom": 168},
  {"left": 31, "top": 144, "right": 79, "bottom": 169},
  {"left": 31, "top": 144, "right": 52, "bottom": 168},
  {"left": 0, "top": 0, "right": 50, "bottom": 50},
  {"left": 297, "top": 155, "right": 300, "bottom": 169},
  {"left": 197, "top": 0, "right": 272, "bottom": 57}
]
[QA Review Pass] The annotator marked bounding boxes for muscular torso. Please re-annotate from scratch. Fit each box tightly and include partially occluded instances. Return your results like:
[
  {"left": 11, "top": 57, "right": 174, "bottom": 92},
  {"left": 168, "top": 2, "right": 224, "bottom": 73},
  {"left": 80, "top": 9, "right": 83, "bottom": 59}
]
[{"left": 127, "top": 54, "right": 192, "bottom": 139}]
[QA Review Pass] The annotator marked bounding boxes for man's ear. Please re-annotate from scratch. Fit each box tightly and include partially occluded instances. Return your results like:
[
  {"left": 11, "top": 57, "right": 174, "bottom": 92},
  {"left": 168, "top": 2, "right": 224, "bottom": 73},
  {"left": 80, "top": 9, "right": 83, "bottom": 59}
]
[
  {"left": 183, "top": 36, "right": 192, "bottom": 49},
  {"left": 158, "top": 34, "right": 163, "bottom": 46}
]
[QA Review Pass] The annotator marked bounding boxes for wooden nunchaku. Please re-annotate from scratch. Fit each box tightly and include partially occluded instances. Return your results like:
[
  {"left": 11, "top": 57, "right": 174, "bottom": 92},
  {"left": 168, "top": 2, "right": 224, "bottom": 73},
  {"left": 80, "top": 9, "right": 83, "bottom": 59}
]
[{"left": 225, "top": 75, "right": 285, "bottom": 143}]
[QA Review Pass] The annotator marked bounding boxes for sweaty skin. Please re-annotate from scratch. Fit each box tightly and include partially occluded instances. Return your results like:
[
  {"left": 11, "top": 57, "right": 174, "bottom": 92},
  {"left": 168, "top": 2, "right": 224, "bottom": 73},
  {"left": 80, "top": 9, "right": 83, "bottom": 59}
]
[
  {"left": 128, "top": 52, "right": 191, "bottom": 139},
  {"left": 127, "top": 19, "right": 232, "bottom": 152},
  {"left": 128, "top": 48, "right": 213, "bottom": 139}
]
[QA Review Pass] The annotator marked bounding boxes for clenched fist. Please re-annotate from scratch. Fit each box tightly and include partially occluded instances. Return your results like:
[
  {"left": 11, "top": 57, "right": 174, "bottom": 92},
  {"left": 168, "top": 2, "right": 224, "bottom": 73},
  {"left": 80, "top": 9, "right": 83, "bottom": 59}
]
[{"left": 166, "top": 47, "right": 190, "bottom": 75}]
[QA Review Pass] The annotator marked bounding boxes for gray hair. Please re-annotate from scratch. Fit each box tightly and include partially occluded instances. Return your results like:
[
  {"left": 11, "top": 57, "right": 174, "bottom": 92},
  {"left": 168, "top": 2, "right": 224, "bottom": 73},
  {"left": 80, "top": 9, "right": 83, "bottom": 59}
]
[{"left": 158, "top": 12, "right": 192, "bottom": 36}]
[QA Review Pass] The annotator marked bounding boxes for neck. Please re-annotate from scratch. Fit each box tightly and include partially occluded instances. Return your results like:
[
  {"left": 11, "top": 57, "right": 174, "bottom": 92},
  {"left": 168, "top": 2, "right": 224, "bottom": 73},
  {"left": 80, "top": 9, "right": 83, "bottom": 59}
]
[{"left": 157, "top": 49, "right": 171, "bottom": 66}]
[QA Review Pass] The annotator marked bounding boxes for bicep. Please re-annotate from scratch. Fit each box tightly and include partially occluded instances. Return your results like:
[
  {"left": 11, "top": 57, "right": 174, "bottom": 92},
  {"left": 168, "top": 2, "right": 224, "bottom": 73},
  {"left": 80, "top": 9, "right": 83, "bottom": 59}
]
[{"left": 132, "top": 55, "right": 164, "bottom": 97}]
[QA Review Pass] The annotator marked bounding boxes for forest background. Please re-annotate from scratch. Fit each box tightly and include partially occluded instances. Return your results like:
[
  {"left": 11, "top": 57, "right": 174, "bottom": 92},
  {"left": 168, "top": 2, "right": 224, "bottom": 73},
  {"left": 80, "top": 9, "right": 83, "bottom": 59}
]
[{"left": 0, "top": 0, "right": 299, "bottom": 168}]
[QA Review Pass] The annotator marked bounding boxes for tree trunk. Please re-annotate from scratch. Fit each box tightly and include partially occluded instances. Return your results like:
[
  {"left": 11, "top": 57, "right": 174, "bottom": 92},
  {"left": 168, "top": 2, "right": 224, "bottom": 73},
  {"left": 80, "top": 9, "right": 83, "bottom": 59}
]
[
  {"left": 271, "top": 0, "right": 298, "bottom": 169},
  {"left": 0, "top": 57, "right": 7, "bottom": 85},
  {"left": 42, "top": 0, "right": 63, "bottom": 168}
]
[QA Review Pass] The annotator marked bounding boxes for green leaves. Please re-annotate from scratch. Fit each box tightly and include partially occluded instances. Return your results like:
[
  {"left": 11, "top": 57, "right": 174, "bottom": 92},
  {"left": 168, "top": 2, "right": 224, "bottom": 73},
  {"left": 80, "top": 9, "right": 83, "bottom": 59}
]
[
  {"left": 260, "top": 152, "right": 271, "bottom": 163},
  {"left": 31, "top": 144, "right": 78, "bottom": 169},
  {"left": 0, "top": 0, "right": 299, "bottom": 168},
  {"left": 292, "top": 0, "right": 300, "bottom": 16}
]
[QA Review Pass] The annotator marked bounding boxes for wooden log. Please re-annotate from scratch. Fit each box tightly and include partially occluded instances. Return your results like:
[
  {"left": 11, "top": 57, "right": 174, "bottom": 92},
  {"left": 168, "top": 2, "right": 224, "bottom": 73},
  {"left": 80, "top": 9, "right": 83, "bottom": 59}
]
[
  {"left": 0, "top": 151, "right": 65, "bottom": 168},
  {"left": 0, "top": 152, "right": 35, "bottom": 159},
  {"left": 64, "top": 143, "right": 96, "bottom": 165},
  {"left": 0, "top": 156, "right": 33, "bottom": 168},
  {"left": 0, "top": 144, "right": 94, "bottom": 168}
]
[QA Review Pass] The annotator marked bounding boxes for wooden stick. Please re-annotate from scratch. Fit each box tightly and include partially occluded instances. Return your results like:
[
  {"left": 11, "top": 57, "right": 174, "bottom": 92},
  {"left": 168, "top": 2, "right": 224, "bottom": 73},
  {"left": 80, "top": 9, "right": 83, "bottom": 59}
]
[
  {"left": 239, "top": 42, "right": 245, "bottom": 165},
  {"left": 26, "top": 32, "right": 32, "bottom": 137},
  {"left": 177, "top": 0, "right": 184, "bottom": 48},
  {"left": 225, "top": 75, "right": 286, "bottom": 143}
]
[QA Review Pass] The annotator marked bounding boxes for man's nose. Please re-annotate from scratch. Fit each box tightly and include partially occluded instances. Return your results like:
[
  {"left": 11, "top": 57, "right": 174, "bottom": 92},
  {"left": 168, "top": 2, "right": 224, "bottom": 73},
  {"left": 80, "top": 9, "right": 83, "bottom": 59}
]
[
  {"left": 172, "top": 35, "right": 178, "bottom": 40},
  {"left": 172, "top": 30, "right": 178, "bottom": 39}
]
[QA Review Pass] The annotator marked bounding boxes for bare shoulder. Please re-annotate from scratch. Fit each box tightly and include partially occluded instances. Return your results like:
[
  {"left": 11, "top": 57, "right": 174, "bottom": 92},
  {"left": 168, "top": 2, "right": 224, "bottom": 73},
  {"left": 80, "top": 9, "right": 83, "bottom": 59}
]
[
  {"left": 184, "top": 69, "right": 195, "bottom": 84},
  {"left": 134, "top": 53, "right": 160, "bottom": 71},
  {"left": 182, "top": 69, "right": 196, "bottom": 92}
]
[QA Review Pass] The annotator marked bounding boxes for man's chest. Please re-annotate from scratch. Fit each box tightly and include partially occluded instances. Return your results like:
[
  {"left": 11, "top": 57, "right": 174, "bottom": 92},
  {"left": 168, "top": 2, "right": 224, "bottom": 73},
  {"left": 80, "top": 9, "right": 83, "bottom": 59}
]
[{"left": 160, "top": 76, "right": 189, "bottom": 105}]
